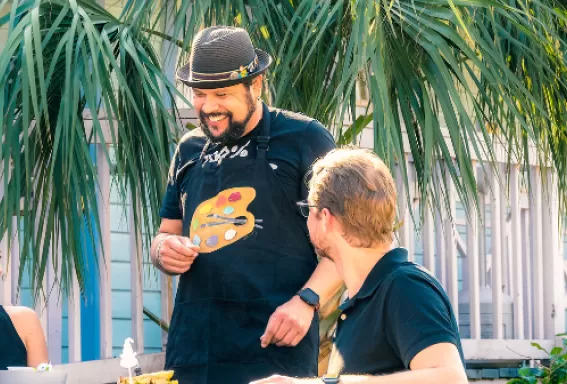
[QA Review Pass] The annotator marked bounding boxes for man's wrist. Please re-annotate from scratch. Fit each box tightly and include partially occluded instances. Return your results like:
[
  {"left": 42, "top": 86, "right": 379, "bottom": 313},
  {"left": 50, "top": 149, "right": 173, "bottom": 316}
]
[
  {"left": 292, "top": 294, "right": 316, "bottom": 313},
  {"left": 155, "top": 238, "right": 166, "bottom": 267},
  {"left": 321, "top": 374, "right": 341, "bottom": 384},
  {"left": 153, "top": 233, "right": 173, "bottom": 266},
  {"left": 297, "top": 287, "right": 320, "bottom": 311}
]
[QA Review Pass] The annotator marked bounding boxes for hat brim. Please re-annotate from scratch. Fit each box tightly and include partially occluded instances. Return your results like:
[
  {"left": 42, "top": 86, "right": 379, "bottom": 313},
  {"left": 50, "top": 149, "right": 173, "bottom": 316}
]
[{"left": 177, "top": 48, "right": 273, "bottom": 89}]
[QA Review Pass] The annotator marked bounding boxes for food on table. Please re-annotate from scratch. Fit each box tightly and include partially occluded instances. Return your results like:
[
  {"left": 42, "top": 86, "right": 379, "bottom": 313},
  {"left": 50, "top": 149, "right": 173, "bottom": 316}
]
[{"left": 117, "top": 370, "right": 178, "bottom": 384}]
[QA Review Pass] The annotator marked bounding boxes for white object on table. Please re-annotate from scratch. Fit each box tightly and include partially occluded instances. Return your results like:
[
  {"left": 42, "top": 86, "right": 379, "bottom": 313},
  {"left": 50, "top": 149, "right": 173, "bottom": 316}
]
[{"left": 119, "top": 337, "right": 139, "bottom": 384}]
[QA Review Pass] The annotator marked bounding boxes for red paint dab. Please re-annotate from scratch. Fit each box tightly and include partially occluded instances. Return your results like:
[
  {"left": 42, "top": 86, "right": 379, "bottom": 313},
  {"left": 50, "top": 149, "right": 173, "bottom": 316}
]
[{"left": 228, "top": 192, "right": 242, "bottom": 202}]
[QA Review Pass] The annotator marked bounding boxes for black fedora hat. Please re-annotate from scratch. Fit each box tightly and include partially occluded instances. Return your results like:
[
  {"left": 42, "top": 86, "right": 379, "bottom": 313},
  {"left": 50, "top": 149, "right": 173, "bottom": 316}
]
[{"left": 177, "top": 26, "right": 273, "bottom": 89}]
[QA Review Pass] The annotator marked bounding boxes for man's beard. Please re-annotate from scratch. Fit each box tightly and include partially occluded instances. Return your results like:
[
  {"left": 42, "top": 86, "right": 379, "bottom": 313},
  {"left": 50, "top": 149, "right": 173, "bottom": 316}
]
[
  {"left": 311, "top": 234, "right": 334, "bottom": 261},
  {"left": 199, "top": 91, "right": 257, "bottom": 145},
  {"left": 315, "top": 246, "right": 333, "bottom": 261}
]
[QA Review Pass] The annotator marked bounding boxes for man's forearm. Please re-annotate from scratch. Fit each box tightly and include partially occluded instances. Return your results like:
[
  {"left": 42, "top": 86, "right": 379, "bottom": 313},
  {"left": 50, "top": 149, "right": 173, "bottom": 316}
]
[
  {"left": 302, "top": 257, "right": 343, "bottom": 309},
  {"left": 336, "top": 367, "right": 467, "bottom": 384}
]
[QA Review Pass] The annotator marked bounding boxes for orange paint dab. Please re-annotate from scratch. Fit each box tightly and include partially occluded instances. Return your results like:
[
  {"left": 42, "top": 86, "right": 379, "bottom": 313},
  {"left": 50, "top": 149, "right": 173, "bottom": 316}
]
[{"left": 216, "top": 195, "right": 227, "bottom": 207}]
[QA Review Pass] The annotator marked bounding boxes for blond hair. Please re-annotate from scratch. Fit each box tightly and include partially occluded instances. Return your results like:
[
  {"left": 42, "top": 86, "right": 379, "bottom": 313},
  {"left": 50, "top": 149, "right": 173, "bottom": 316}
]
[{"left": 309, "top": 147, "right": 397, "bottom": 247}]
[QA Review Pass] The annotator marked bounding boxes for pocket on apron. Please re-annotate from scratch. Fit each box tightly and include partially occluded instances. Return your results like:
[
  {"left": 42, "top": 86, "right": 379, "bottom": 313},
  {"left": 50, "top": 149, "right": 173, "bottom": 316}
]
[
  {"left": 209, "top": 297, "right": 273, "bottom": 363},
  {"left": 165, "top": 299, "right": 211, "bottom": 368}
]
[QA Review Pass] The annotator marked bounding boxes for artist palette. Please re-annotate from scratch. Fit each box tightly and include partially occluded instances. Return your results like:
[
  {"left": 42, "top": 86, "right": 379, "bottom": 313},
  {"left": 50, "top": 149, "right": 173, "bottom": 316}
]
[{"left": 189, "top": 187, "right": 260, "bottom": 253}]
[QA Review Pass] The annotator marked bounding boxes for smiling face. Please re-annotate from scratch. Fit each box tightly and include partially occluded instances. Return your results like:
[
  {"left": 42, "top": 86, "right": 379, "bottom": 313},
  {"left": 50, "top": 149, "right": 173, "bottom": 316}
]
[{"left": 192, "top": 76, "right": 263, "bottom": 144}]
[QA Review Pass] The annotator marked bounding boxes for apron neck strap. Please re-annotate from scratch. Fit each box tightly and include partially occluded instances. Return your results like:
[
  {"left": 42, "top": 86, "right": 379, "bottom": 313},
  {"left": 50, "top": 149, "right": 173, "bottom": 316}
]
[{"left": 256, "top": 103, "right": 271, "bottom": 160}]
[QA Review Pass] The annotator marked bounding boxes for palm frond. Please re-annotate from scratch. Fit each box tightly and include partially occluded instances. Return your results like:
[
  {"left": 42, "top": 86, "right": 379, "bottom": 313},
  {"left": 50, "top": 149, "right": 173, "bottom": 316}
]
[
  {"left": 171, "top": 0, "right": 567, "bottom": 220},
  {"left": 0, "top": 0, "right": 188, "bottom": 298}
]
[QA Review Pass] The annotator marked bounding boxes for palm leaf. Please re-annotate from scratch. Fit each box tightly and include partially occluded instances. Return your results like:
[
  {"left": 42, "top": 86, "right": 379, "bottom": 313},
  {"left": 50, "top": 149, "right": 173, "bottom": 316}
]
[
  {"left": 0, "top": 0, "right": 189, "bottom": 298},
  {"left": 158, "top": 0, "right": 567, "bottom": 223}
]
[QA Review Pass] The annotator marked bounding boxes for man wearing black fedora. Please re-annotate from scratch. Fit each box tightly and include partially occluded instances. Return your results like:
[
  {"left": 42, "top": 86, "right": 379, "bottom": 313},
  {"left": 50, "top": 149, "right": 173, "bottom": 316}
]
[{"left": 150, "top": 26, "right": 343, "bottom": 384}]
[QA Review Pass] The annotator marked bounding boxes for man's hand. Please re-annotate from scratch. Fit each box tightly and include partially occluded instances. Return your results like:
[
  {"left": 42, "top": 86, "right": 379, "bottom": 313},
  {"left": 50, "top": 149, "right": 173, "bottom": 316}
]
[
  {"left": 157, "top": 235, "right": 199, "bottom": 275},
  {"left": 250, "top": 375, "right": 319, "bottom": 384},
  {"left": 260, "top": 295, "right": 315, "bottom": 348}
]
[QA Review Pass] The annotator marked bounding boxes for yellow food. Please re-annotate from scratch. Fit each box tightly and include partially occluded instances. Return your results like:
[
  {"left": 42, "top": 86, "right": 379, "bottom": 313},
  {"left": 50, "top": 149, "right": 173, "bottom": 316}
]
[{"left": 117, "top": 370, "right": 176, "bottom": 384}]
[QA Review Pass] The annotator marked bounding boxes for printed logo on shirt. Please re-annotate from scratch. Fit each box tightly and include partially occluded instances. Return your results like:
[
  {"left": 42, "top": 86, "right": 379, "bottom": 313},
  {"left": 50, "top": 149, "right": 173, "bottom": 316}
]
[{"left": 203, "top": 140, "right": 251, "bottom": 165}]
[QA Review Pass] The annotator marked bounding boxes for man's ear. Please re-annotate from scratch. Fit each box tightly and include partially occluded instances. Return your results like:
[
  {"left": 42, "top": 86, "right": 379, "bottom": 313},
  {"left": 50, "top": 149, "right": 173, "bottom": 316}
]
[
  {"left": 321, "top": 208, "right": 332, "bottom": 233},
  {"left": 252, "top": 75, "right": 263, "bottom": 95}
]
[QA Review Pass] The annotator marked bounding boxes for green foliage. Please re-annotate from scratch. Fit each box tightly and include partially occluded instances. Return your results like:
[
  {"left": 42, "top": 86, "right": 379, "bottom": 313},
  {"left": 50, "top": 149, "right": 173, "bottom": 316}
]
[{"left": 509, "top": 336, "right": 567, "bottom": 383}]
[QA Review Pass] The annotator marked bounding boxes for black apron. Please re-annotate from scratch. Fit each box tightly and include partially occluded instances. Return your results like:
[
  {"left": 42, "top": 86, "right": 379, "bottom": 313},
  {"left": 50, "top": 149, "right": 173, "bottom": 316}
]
[{"left": 165, "top": 104, "right": 319, "bottom": 384}]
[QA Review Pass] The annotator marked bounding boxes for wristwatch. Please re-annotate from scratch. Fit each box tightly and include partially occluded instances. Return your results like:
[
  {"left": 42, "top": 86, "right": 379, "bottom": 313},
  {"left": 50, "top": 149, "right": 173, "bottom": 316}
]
[
  {"left": 297, "top": 288, "right": 320, "bottom": 311},
  {"left": 322, "top": 374, "right": 340, "bottom": 383}
]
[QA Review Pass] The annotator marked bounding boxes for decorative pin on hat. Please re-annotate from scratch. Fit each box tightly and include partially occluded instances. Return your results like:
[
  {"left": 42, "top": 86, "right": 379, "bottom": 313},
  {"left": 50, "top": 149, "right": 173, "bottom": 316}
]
[{"left": 177, "top": 26, "right": 273, "bottom": 89}]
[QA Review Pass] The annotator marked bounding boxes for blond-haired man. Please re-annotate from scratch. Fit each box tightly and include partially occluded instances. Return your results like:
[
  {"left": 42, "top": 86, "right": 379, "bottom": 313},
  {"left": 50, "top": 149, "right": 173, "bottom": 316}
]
[{"left": 252, "top": 148, "right": 467, "bottom": 384}]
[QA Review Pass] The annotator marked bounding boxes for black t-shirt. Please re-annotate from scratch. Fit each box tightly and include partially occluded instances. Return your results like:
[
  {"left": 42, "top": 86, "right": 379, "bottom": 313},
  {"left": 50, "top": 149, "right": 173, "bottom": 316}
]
[
  {"left": 328, "top": 248, "right": 465, "bottom": 376},
  {"left": 160, "top": 106, "right": 336, "bottom": 220}
]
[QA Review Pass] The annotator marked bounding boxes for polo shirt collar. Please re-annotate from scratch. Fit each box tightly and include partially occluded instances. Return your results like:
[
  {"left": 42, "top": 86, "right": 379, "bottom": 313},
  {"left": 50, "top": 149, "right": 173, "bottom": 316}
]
[{"left": 339, "top": 247, "right": 409, "bottom": 311}]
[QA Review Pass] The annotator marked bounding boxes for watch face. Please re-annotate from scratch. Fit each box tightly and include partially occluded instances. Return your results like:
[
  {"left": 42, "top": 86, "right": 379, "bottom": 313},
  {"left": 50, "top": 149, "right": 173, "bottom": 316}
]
[{"left": 300, "top": 288, "right": 319, "bottom": 305}]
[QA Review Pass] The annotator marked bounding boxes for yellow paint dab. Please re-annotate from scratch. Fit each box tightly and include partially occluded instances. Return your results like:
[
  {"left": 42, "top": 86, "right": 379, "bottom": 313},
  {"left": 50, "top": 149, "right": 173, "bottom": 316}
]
[{"left": 199, "top": 203, "right": 212, "bottom": 214}]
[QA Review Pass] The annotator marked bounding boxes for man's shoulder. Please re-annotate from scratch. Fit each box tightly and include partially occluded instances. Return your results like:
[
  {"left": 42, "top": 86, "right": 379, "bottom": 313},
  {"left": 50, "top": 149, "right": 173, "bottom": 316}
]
[
  {"left": 271, "top": 107, "right": 314, "bottom": 124},
  {"left": 385, "top": 264, "right": 447, "bottom": 300},
  {"left": 176, "top": 128, "right": 207, "bottom": 157},
  {"left": 270, "top": 108, "right": 328, "bottom": 135},
  {"left": 4, "top": 305, "right": 40, "bottom": 325},
  {"left": 179, "top": 128, "right": 207, "bottom": 145}
]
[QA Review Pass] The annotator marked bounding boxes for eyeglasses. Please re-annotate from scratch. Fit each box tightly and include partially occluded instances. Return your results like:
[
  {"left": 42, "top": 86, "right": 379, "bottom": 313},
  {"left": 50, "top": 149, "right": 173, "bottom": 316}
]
[{"left": 296, "top": 200, "right": 317, "bottom": 217}]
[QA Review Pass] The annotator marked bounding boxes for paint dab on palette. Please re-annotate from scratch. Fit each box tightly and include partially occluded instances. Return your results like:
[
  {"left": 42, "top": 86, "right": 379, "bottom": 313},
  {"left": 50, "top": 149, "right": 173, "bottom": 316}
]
[
  {"left": 206, "top": 235, "right": 219, "bottom": 247},
  {"left": 223, "top": 206, "right": 235, "bottom": 215},
  {"left": 228, "top": 192, "right": 242, "bottom": 202},
  {"left": 224, "top": 229, "right": 237, "bottom": 241},
  {"left": 199, "top": 203, "right": 212, "bottom": 214},
  {"left": 193, "top": 235, "right": 201, "bottom": 246},
  {"left": 192, "top": 219, "right": 199, "bottom": 231},
  {"left": 216, "top": 195, "right": 227, "bottom": 207}
]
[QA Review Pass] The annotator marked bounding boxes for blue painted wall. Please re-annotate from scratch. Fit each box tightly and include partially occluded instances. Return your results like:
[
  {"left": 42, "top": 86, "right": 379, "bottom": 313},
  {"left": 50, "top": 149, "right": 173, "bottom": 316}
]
[
  {"left": 108, "top": 145, "right": 163, "bottom": 357},
  {"left": 17, "top": 145, "right": 165, "bottom": 362}
]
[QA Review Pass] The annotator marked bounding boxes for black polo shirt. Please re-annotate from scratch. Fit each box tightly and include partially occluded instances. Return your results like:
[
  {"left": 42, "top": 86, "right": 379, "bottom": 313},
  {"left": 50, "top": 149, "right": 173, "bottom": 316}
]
[{"left": 327, "top": 248, "right": 465, "bottom": 376}]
